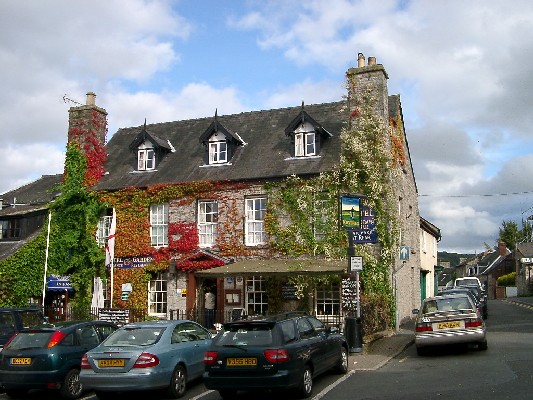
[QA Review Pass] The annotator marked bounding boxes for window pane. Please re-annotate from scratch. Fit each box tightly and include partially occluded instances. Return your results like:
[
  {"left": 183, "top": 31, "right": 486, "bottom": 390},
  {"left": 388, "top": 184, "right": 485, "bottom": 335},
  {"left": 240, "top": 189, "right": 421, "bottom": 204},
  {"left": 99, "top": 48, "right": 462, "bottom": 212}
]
[
  {"left": 148, "top": 272, "right": 167, "bottom": 316},
  {"left": 245, "top": 198, "right": 266, "bottom": 245},
  {"left": 150, "top": 204, "right": 168, "bottom": 247},
  {"left": 305, "top": 132, "right": 315, "bottom": 155},
  {"left": 295, "top": 133, "right": 304, "bottom": 156},
  {"left": 146, "top": 149, "right": 155, "bottom": 169},
  {"left": 198, "top": 200, "right": 218, "bottom": 247}
]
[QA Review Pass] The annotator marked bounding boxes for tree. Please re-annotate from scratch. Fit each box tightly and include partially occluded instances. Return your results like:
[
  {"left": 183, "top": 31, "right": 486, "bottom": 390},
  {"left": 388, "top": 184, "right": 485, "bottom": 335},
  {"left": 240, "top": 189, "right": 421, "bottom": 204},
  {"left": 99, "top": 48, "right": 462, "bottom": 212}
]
[{"left": 499, "top": 220, "right": 520, "bottom": 250}]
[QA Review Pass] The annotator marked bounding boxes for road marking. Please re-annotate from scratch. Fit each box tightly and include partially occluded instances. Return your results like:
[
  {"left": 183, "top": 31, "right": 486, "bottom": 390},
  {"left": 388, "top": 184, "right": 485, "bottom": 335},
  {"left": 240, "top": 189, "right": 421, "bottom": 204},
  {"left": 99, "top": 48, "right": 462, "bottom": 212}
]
[
  {"left": 399, "top": 356, "right": 408, "bottom": 363},
  {"left": 190, "top": 390, "right": 215, "bottom": 400},
  {"left": 312, "top": 370, "right": 356, "bottom": 400}
]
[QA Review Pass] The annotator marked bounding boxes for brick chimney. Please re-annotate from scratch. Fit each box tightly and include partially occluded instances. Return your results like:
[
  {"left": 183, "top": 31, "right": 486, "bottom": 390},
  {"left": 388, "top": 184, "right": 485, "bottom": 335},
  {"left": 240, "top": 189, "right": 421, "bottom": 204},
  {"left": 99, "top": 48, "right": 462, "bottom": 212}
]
[
  {"left": 68, "top": 92, "right": 108, "bottom": 148},
  {"left": 498, "top": 240, "right": 507, "bottom": 256},
  {"left": 67, "top": 92, "right": 108, "bottom": 187}
]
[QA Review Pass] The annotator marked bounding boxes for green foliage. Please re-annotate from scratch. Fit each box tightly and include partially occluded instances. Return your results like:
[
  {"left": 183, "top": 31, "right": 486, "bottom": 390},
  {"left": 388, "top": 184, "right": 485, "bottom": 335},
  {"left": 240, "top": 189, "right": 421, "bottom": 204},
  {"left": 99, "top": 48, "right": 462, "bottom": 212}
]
[
  {"left": 497, "top": 272, "right": 516, "bottom": 287},
  {"left": 499, "top": 220, "right": 520, "bottom": 250}
]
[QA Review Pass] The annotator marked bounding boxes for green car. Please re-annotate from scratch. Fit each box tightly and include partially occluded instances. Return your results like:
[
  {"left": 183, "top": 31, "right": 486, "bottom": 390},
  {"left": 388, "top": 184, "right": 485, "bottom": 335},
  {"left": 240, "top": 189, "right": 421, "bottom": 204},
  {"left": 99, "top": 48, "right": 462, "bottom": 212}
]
[{"left": 0, "top": 320, "right": 118, "bottom": 399}]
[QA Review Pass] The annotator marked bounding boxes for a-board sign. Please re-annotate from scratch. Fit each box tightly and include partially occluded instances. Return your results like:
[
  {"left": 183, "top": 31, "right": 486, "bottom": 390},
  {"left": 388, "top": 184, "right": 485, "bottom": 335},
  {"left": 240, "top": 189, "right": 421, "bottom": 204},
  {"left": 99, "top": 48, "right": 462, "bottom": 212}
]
[{"left": 98, "top": 309, "right": 130, "bottom": 324}]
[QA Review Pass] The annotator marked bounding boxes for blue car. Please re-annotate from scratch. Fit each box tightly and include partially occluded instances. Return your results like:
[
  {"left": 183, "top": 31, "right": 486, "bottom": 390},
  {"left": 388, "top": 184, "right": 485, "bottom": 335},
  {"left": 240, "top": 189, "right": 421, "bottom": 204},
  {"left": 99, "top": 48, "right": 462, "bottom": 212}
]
[{"left": 80, "top": 320, "right": 212, "bottom": 399}]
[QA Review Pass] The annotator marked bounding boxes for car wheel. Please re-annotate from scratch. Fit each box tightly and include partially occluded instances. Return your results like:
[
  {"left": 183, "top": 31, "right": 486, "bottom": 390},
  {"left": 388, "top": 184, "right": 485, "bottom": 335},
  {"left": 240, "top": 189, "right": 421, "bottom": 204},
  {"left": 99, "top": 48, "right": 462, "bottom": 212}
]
[
  {"left": 167, "top": 365, "right": 187, "bottom": 398},
  {"left": 5, "top": 389, "right": 27, "bottom": 399},
  {"left": 478, "top": 340, "right": 488, "bottom": 351},
  {"left": 297, "top": 365, "right": 313, "bottom": 398},
  {"left": 334, "top": 347, "right": 349, "bottom": 374},
  {"left": 60, "top": 368, "right": 83, "bottom": 399},
  {"left": 218, "top": 389, "right": 238, "bottom": 399}
]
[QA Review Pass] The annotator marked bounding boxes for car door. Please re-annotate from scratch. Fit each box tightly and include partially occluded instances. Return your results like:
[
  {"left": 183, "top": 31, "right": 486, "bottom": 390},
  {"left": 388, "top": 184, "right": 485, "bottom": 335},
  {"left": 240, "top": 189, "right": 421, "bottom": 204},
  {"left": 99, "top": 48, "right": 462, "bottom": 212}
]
[
  {"left": 307, "top": 316, "right": 339, "bottom": 368},
  {"left": 170, "top": 322, "right": 211, "bottom": 379},
  {"left": 296, "top": 317, "right": 328, "bottom": 375}
]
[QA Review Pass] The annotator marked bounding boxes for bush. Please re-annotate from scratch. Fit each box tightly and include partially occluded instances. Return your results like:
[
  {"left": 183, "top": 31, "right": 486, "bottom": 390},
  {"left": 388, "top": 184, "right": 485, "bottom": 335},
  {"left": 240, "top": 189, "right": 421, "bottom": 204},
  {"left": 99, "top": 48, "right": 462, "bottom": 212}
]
[{"left": 497, "top": 272, "right": 516, "bottom": 287}]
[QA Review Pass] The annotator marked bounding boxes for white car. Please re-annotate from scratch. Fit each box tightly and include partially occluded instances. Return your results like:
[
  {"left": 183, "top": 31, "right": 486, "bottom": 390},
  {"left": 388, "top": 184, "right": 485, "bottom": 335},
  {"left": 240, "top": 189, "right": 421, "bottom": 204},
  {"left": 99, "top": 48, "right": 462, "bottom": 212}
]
[{"left": 454, "top": 277, "right": 484, "bottom": 291}]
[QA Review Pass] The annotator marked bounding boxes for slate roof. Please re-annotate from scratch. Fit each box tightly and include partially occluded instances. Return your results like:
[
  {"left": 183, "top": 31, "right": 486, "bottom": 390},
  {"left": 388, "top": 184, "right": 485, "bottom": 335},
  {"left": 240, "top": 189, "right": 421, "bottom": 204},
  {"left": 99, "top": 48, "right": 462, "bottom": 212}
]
[
  {"left": 93, "top": 101, "right": 346, "bottom": 191},
  {"left": 0, "top": 174, "right": 62, "bottom": 217}
]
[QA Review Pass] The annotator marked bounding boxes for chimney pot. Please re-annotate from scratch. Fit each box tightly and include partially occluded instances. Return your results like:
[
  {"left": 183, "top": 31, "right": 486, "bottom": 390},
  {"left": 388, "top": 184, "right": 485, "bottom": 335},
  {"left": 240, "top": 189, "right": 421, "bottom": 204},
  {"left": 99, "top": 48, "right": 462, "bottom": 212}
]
[
  {"left": 86, "top": 92, "right": 96, "bottom": 106},
  {"left": 357, "top": 52, "right": 365, "bottom": 68},
  {"left": 368, "top": 56, "right": 377, "bottom": 66}
]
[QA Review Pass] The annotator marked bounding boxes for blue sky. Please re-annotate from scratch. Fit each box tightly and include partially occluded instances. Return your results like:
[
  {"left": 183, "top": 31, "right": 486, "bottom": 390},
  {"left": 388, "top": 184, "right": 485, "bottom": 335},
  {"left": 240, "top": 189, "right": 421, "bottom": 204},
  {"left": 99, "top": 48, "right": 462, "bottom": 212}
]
[{"left": 2, "top": 0, "right": 533, "bottom": 253}]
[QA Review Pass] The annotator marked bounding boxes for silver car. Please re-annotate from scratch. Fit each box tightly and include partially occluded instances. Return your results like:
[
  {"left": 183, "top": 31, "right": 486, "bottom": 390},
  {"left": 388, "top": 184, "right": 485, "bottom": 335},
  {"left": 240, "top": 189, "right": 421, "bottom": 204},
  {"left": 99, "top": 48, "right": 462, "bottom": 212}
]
[
  {"left": 413, "top": 294, "right": 487, "bottom": 356},
  {"left": 80, "top": 320, "right": 211, "bottom": 399}
]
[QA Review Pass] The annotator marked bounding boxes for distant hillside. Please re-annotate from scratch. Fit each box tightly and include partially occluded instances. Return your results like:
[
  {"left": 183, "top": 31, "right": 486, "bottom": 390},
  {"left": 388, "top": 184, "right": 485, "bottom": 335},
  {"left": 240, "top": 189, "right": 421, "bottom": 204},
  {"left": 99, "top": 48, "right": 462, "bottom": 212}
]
[{"left": 438, "top": 251, "right": 476, "bottom": 267}]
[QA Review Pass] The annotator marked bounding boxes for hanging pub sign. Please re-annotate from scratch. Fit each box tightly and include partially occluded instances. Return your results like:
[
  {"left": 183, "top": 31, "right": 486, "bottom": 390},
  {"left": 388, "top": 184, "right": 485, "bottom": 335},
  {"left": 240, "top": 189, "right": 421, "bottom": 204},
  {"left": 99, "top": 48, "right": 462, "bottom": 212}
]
[
  {"left": 46, "top": 274, "right": 74, "bottom": 292},
  {"left": 339, "top": 194, "right": 378, "bottom": 244}
]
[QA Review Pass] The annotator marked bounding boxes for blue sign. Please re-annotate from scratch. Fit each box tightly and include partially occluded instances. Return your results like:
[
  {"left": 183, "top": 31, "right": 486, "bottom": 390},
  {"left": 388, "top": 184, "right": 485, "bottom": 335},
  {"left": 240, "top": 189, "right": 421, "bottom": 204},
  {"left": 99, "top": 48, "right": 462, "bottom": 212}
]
[
  {"left": 349, "top": 204, "right": 378, "bottom": 244},
  {"left": 46, "top": 274, "right": 74, "bottom": 292},
  {"left": 399, "top": 246, "right": 410, "bottom": 260},
  {"left": 112, "top": 256, "right": 154, "bottom": 269}
]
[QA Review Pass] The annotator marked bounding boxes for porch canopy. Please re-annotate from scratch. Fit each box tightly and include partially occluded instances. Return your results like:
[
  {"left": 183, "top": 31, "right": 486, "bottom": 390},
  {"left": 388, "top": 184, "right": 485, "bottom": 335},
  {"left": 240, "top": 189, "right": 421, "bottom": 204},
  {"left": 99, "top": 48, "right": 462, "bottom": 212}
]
[{"left": 195, "top": 259, "right": 346, "bottom": 277}]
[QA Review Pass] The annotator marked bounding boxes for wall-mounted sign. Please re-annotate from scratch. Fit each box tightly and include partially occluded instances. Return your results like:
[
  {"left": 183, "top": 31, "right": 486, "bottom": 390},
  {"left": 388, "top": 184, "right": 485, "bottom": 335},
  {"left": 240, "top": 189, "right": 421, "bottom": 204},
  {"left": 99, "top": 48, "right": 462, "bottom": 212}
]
[
  {"left": 113, "top": 256, "right": 154, "bottom": 269},
  {"left": 521, "top": 258, "right": 533, "bottom": 264},
  {"left": 399, "top": 246, "right": 410, "bottom": 260},
  {"left": 349, "top": 256, "right": 363, "bottom": 272},
  {"left": 339, "top": 195, "right": 361, "bottom": 229}
]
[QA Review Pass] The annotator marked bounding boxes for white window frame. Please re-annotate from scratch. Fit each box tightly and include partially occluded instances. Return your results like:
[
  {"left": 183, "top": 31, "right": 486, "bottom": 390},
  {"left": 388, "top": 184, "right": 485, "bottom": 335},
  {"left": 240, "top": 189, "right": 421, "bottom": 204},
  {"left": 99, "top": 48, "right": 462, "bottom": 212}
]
[
  {"left": 138, "top": 148, "right": 155, "bottom": 170},
  {"left": 315, "top": 283, "right": 341, "bottom": 316},
  {"left": 208, "top": 132, "right": 228, "bottom": 164},
  {"left": 198, "top": 200, "right": 218, "bottom": 247},
  {"left": 150, "top": 203, "right": 168, "bottom": 247},
  {"left": 96, "top": 215, "right": 113, "bottom": 248},
  {"left": 148, "top": 272, "right": 167, "bottom": 317},
  {"left": 245, "top": 276, "right": 268, "bottom": 315},
  {"left": 245, "top": 197, "right": 267, "bottom": 246},
  {"left": 295, "top": 131, "right": 316, "bottom": 157}
]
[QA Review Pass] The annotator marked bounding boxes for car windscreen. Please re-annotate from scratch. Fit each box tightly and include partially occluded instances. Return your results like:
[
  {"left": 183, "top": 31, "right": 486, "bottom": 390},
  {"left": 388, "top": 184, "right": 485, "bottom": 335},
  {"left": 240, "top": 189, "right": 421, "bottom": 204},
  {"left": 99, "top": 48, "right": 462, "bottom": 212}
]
[
  {"left": 423, "top": 297, "right": 474, "bottom": 313},
  {"left": 214, "top": 325, "right": 275, "bottom": 346},
  {"left": 102, "top": 327, "right": 165, "bottom": 346},
  {"left": 5, "top": 331, "right": 53, "bottom": 350},
  {"left": 456, "top": 278, "right": 479, "bottom": 287}
]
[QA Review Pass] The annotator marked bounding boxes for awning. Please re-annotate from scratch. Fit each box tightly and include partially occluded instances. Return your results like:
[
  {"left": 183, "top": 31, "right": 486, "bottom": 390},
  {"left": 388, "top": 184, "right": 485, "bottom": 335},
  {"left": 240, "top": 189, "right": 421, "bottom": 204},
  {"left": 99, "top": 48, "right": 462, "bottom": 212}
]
[
  {"left": 46, "top": 274, "right": 74, "bottom": 292},
  {"left": 195, "top": 259, "right": 346, "bottom": 277}
]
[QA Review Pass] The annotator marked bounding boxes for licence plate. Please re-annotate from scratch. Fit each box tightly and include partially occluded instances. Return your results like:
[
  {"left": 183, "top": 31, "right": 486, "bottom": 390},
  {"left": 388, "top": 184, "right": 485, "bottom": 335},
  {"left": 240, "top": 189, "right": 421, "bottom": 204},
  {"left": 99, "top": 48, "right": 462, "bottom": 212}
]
[
  {"left": 437, "top": 321, "right": 461, "bottom": 329},
  {"left": 227, "top": 357, "right": 257, "bottom": 367},
  {"left": 98, "top": 359, "right": 125, "bottom": 368},
  {"left": 11, "top": 358, "right": 31, "bottom": 365}
]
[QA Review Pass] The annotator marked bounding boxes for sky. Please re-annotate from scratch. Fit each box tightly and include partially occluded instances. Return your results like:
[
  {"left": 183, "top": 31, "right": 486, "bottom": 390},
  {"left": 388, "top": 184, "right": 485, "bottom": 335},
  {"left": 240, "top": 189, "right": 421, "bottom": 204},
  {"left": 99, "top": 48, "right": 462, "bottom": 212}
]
[{"left": 2, "top": 0, "right": 533, "bottom": 254}]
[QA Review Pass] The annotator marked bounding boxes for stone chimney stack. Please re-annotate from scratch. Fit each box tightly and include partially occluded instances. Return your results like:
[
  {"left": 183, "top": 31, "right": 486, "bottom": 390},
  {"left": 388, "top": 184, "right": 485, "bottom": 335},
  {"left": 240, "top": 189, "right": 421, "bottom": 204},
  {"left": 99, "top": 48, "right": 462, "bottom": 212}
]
[
  {"left": 68, "top": 92, "right": 108, "bottom": 148},
  {"left": 498, "top": 240, "right": 507, "bottom": 256},
  {"left": 346, "top": 52, "right": 389, "bottom": 123}
]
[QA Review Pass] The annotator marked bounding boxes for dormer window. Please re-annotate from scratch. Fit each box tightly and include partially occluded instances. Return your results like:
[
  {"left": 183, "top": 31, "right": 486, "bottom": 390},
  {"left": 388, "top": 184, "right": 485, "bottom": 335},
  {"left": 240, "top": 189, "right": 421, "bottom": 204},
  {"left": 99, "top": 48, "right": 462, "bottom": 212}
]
[
  {"left": 138, "top": 142, "right": 155, "bottom": 170},
  {"left": 208, "top": 132, "right": 228, "bottom": 164},
  {"left": 200, "top": 110, "right": 245, "bottom": 166},
  {"left": 285, "top": 104, "right": 333, "bottom": 158},
  {"left": 294, "top": 124, "right": 316, "bottom": 157},
  {"left": 129, "top": 123, "right": 172, "bottom": 172}
]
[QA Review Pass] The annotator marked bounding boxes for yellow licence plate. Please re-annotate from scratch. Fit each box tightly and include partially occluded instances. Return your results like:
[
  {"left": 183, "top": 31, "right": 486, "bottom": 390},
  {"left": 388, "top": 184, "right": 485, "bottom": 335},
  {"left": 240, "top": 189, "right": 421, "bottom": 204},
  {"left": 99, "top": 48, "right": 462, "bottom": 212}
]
[
  {"left": 227, "top": 357, "right": 257, "bottom": 367},
  {"left": 11, "top": 358, "right": 31, "bottom": 365},
  {"left": 437, "top": 321, "right": 461, "bottom": 329},
  {"left": 98, "top": 359, "right": 125, "bottom": 368}
]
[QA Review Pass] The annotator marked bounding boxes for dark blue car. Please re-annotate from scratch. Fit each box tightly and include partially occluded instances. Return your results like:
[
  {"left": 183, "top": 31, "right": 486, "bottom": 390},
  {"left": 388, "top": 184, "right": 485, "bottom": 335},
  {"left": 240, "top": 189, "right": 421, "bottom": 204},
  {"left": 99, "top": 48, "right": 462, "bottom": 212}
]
[{"left": 0, "top": 320, "right": 118, "bottom": 399}]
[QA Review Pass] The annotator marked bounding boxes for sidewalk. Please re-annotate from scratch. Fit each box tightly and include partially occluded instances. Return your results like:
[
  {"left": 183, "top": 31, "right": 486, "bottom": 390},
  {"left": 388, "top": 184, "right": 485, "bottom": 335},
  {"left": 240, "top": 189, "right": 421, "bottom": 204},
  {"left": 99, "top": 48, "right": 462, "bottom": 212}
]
[
  {"left": 348, "top": 320, "right": 415, "bottom": 371},
  {"left": 504, "top": 296, "right": 533, "bottom": 309}
]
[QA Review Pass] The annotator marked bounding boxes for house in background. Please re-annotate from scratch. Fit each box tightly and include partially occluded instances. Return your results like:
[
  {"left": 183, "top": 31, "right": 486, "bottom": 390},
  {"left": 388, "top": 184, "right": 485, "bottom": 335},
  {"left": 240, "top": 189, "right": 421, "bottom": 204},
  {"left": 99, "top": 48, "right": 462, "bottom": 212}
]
[
  {"left": 516, "top": 242, "right": 533, "bottom": 296},
  {"left": 419, "top": 217, "right": 441, "bottom": 300}
]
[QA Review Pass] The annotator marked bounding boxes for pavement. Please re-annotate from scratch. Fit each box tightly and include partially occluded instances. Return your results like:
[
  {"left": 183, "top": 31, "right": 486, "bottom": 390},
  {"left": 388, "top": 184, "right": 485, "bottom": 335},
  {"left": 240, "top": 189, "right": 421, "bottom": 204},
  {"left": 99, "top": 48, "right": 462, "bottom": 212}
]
[
  {"left": 346, "top": 296, "right": 533, "bottom": 371},
  {"left": 348, "top": 320, "right": 415, "bottom": 371}
]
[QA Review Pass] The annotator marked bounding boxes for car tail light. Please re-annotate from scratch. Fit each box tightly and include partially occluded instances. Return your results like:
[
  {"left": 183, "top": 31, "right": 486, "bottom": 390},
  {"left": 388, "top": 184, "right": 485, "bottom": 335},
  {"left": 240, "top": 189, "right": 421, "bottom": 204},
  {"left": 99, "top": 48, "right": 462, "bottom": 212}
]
[
  {"left": 264, "top": 349, "right": 290, "bottom": 363},
  {"left": 133, "top": 352, "right": 159, "bottom": 368},
  {"left": 415, "top": 323, "right": 433, "bottom": 332},
  {"left": 465, "top": 318, "right": 483, "bottom": 328},
  {"left": 203, "top": 351, "right": 218, "bottom": 365},
  {"left": 48, "top": 331, "right": 67, "bottom": 348},
  {"left": 81, "top": 354, "right": 91, "bottom": 369}
]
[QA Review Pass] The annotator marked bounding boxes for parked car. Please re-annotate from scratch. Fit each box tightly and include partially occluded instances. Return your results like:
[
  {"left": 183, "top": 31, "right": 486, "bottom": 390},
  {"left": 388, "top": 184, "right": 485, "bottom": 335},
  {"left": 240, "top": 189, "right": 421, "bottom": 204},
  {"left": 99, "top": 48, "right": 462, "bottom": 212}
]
[
  {"left": 0, "top": 308, "right": 46, "bottom": 351},
  {"left": 454, "top": 277, "right": 485, "bottom": 292},
  {"left": 438, "top": 287, "right": 488, "bottom": 319},
  {"left": 203, "top": 312, "right": 348, "bottom": 399},
  {"left": 80, "top": 320, "right": 211, "bottom": 399},
  {"left": 413, "top": 294, "right": 487, "bottom": 356},
  {"left": 0, "top": 320, "right": 118, "bottom": 399}
]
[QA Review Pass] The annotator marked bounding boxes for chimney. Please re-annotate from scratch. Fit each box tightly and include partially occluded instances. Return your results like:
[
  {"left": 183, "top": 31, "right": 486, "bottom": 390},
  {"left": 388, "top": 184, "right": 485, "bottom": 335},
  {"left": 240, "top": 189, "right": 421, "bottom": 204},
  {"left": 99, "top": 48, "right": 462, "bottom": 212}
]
[
  {"left": 68, "top": 92, "right": 108, "bottom": 148},
  {"left": 346, "top": 52, "right": 390, "bottom": 124},
  {"left": 498, "top": 240, "right": 507, "bottom": 256}
]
